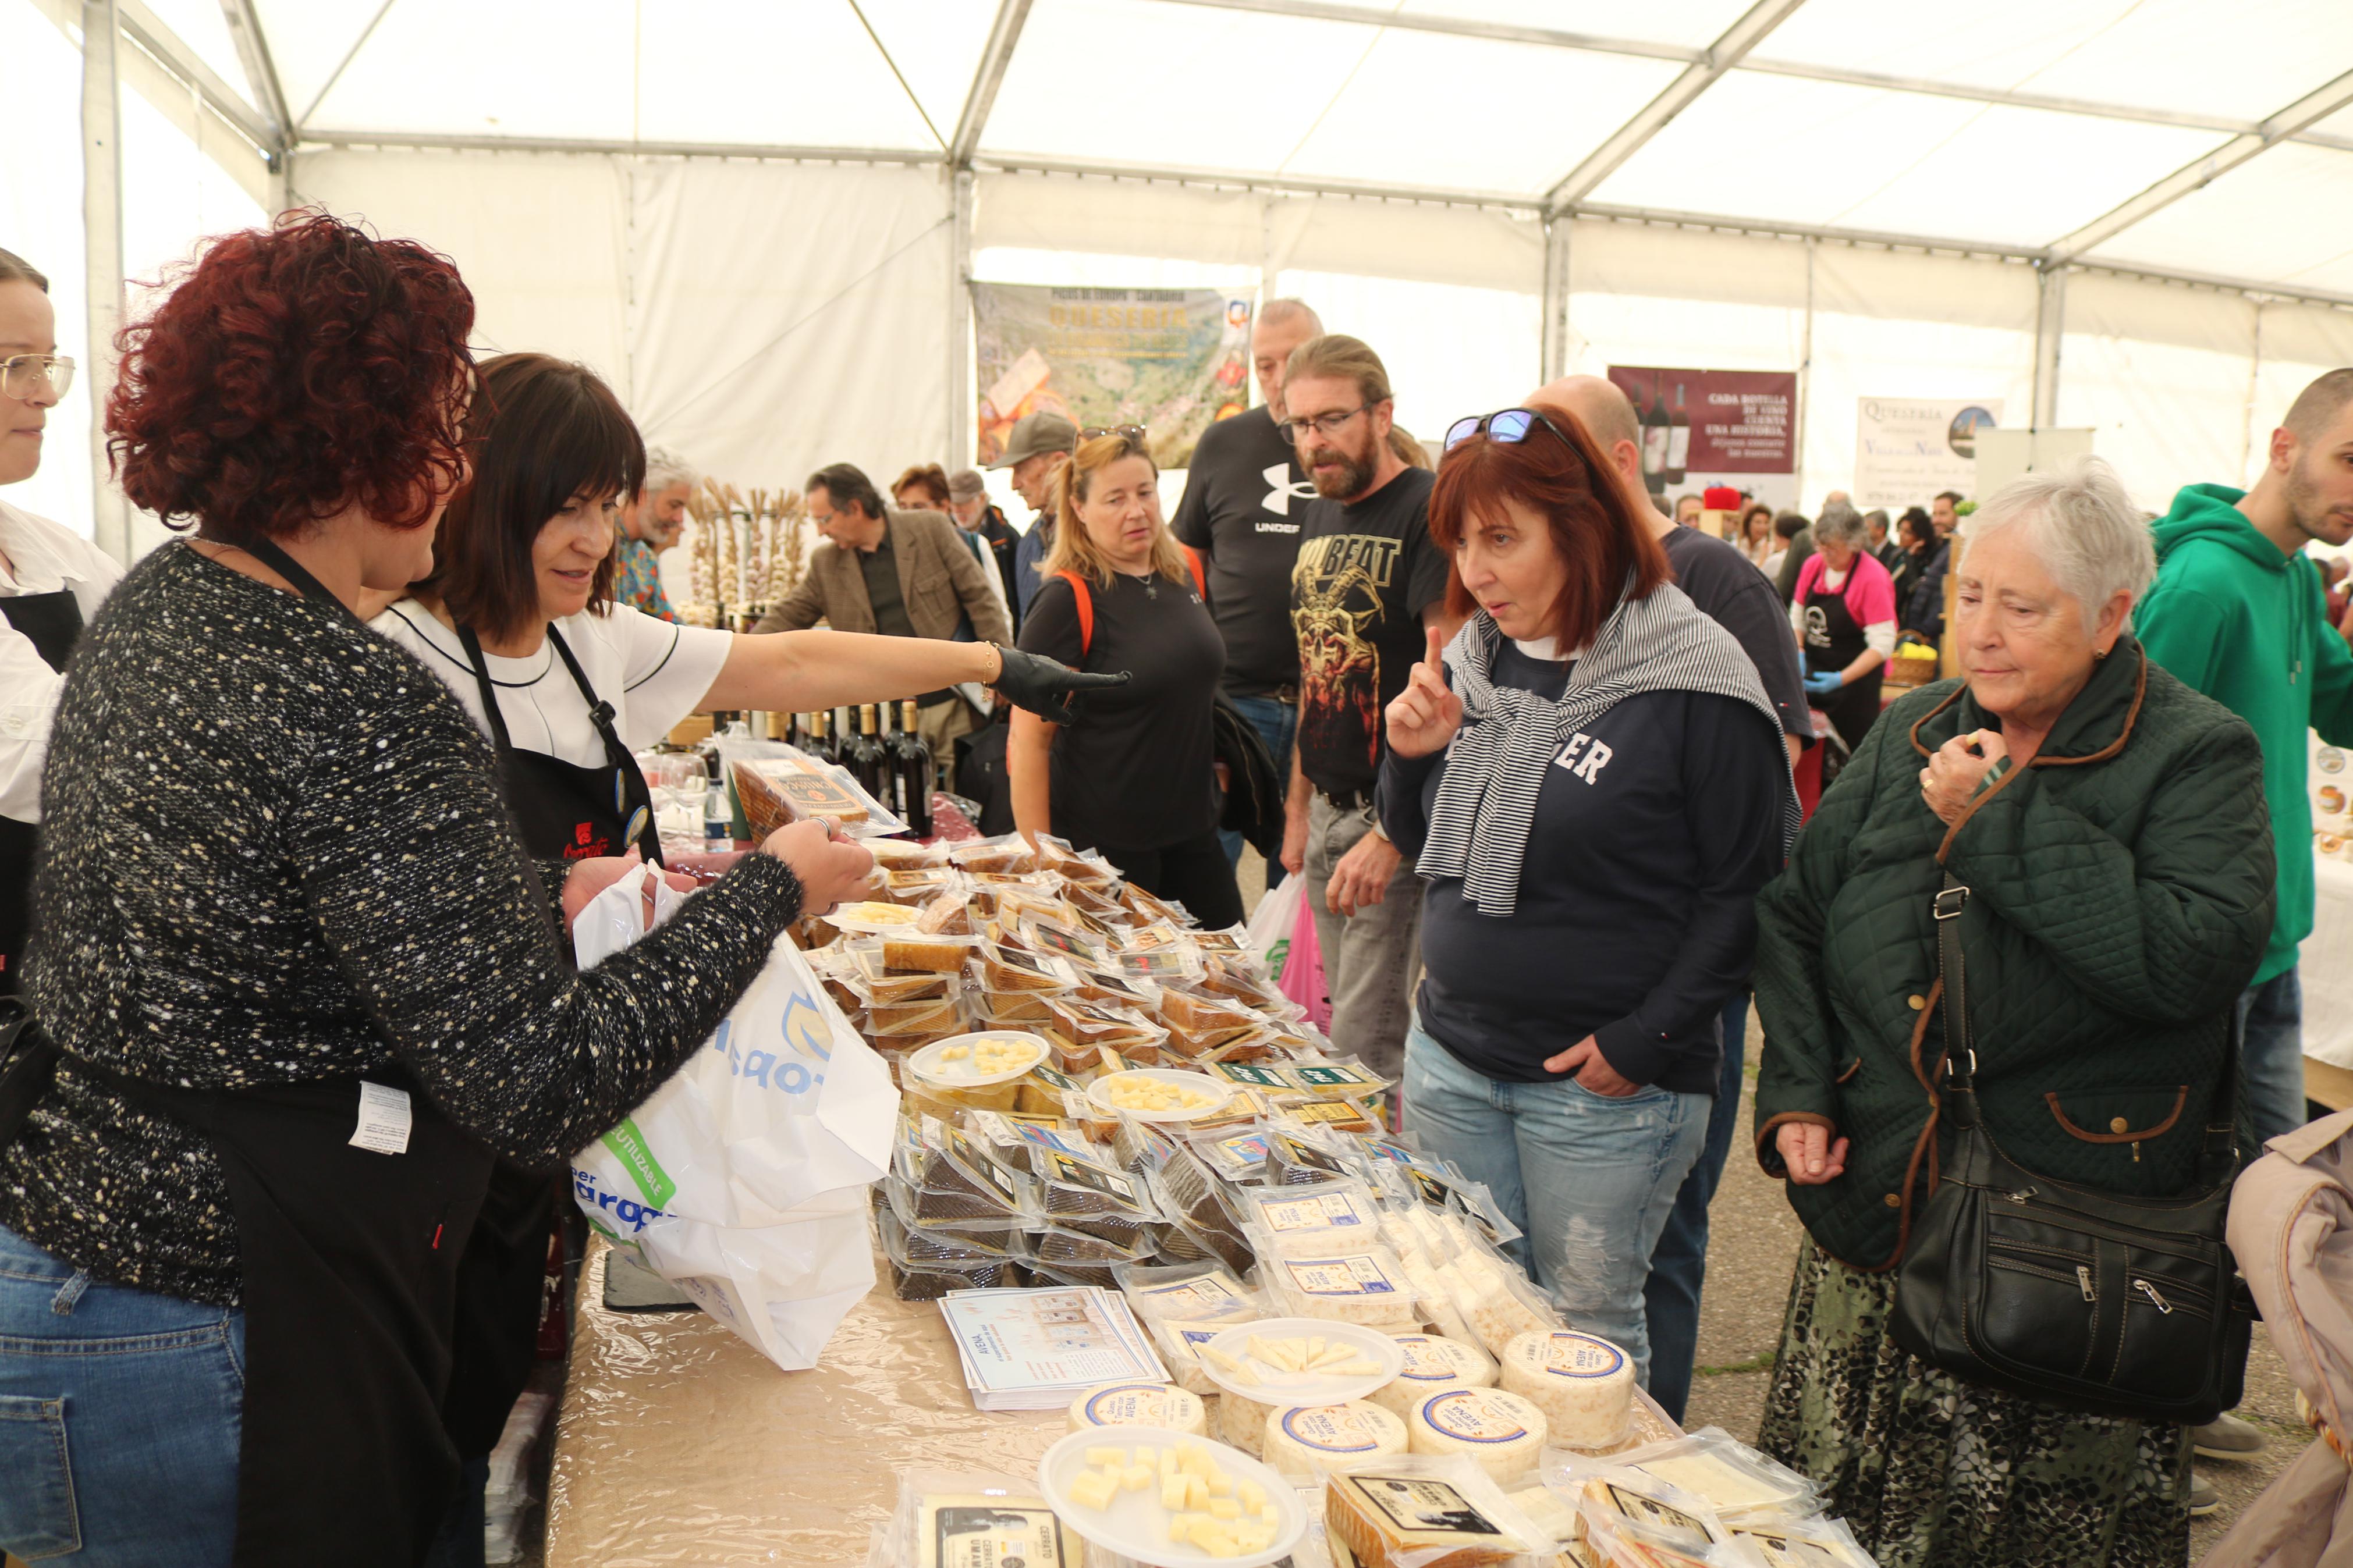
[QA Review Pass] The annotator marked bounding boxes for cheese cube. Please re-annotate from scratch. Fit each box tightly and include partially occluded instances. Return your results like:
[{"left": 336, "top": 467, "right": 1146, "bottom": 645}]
[
  {"left": 1209, "top": 1498, "right": 1241, "bottom": 1520},
  {"left": 1121, "top": 1464, "right": 1154, "bottom": 1492},
  {"left": 1084, "top": 1445, "right": 1128, "bottom": 1467},
  {"left": 1066, "top": 1470, "right": 1116, "bottom": 1511}
]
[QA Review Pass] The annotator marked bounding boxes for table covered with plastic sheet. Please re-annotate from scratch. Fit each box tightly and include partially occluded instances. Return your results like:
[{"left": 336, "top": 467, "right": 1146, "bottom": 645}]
[{"left": 545, "top": 1236, "right": 1064, "bottom": 1566}]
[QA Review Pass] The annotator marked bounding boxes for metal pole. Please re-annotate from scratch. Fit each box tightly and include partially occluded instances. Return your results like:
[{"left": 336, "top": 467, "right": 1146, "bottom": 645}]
[
  {"left": 82, "top": 0, "right": 129, "bottom": 563},
  {"left": 1793, "top": 237, "right": 1813, "bottom": 509},
  {"left": 948, "top": 168, "right": 975, "bottom": 467},
  {"left": 1540, "top": 214, "right": 1572, "bottom": 382},
  {"left": 2032, "top": 264, "right": 2068, "bottom": 429}
]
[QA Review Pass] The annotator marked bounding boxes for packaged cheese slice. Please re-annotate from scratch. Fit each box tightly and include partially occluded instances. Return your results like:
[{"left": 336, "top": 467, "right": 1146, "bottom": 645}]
[
  {"left": 1616, "top": 1427, "right": 1820, "bottom": 1526},
  {"left": 1498, "top": 1330, "right": 1635, "bottom": 1452},
  {"left": 1323, "top": 1453, "right": 1550, "bottom": 1568},
  {"left": 1404, "top": 1387, "right": 1550, "bottom": 1484},
  {"left": 1240, "top": 1177, "right": 1385, "bottom": 1256},
  {"left": 895, "top": 1470, "right": 1085, "bottom": 1568},
  {"left": 1265, "top": 1247, "right": 1414, "bottom": 1324},
  {"left": 1729, "top": 1514, "right": 1878, "bottom": 1568}
]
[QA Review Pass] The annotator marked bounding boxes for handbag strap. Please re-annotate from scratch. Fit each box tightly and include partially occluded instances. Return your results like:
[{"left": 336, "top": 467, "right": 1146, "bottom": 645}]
[{"left": 1934, "top": 870, "right": 2241, "bottom": 1178}]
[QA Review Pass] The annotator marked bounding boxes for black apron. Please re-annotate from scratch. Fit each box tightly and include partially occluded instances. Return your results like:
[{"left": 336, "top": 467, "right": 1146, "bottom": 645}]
[
  {"left": 0, "top": 588, "right": 83, "bottom": 996},
  {"left": 1801, "top": 566, "right": 1886, "bottom": 753},
  {"left": 439, "top": 623, "right": 662, "bottom": 1458},
  {"left": 2, "top": 539, "right": 505, "bottom": 1566}
]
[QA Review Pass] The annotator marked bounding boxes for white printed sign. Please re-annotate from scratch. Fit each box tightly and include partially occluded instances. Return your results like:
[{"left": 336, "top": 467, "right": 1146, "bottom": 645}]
[{"left": 1854, "top": 398, "right": 2003, "bottom": 511}]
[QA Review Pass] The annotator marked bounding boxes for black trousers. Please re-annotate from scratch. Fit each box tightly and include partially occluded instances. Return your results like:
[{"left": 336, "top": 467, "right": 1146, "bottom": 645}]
[{"left": 1079, "top": 826, "right": 1245, "bottom": 930}]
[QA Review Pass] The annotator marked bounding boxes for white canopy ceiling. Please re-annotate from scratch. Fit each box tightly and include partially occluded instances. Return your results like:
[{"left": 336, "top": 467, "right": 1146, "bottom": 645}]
[{"left": 128, "top": 0, "right": 2353, "bottom": 303}]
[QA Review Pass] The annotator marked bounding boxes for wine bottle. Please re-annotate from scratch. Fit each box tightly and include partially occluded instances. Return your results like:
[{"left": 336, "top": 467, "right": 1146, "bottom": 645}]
[
  {"left": 1640, "top": 372, "right": 1670, "bottom": 495},
  {"left": 892, "top": 699, "right": 935, "bottom": 838},
  {"left": 844, "top": 705, "right": 888, "bottom": 802},
  {"left": 1666, "top": 381, "right": 1690, "bottom": 485},
  {"left": 807, "top": 708, "right": 833, "bottom": 764}
]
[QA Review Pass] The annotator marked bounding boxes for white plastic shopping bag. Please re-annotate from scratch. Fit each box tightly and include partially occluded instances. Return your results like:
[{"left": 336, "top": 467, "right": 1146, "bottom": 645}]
[
  {"left": 1245, "top": 873, "right": 1304, "bottom": 982},
  {"left": 567, "top": 861, "right": 896, "bottom": 1370}
]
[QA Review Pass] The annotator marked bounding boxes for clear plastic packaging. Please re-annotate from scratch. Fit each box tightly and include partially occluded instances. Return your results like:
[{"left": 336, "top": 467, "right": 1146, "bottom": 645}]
[
  {"left": 1266, "top": 1128, "right": 1357, "bottom": 1186},
  {"left": 1261, "top": 1246, "right": 1418, "bottom": 1326},
  {"left": 1546, "top": 1455, "right": 1736, "bottom": 1566},
  {"left": 1611, "top": 1428, "right": 1821, "bottom": 1526},
  {"left": 1237, "top": 1177, "right": 1386, "bottom": 1257},
  {"left": 948, "top": 832, "right": 1040, "bottom": 876},
  {"left": 1028, "top": 1145, "right": 1159, "bottom": 1224},
  {"left": 1111, "top": 1260, "right": 1262, "bottom": 1326},
  {"left": 1727, "top": 1514, "right": 1878, "bottom": 1567},
  {"left": 890, "top": 1467, "right": 1085, "bottom": 1568},
  {"left": 731, "top": 752, "right": 910, "bottom": 840},
  {"left": 1321, "top": 1451, "right": 1553, "bottom": 1568}
]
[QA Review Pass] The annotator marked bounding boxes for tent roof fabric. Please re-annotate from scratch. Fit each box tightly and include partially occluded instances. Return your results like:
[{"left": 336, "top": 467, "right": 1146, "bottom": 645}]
[{"left": 119, "top": 0, "right": 2353, "bottom": 302}]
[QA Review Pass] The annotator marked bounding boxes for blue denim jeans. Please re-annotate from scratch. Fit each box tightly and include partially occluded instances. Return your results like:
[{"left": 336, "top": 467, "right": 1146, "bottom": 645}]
[
  {"left": 0, "top": 1221, "right": 243, "bottom": 1565},
  {"left": 2239, "top": 966, "right": 2311, "bottom": 1147},
  {"left": 1641, "top": 990, "right": 1747, "bottom": 1424},
  {"left": 1402, "top": 1022, "right": 1709, "bottom": 1386},
  {"left": 1219, "top": 692, "right": 1298, "bottom": 884}
]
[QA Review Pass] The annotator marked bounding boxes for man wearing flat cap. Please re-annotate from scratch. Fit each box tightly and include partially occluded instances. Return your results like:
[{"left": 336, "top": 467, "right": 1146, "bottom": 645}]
[
  {"left": 947, "top": 467, "right": 1023, "bottom": 633},
  {"left": 992, "top": 411, "right": 1078, "bottom": 621}
]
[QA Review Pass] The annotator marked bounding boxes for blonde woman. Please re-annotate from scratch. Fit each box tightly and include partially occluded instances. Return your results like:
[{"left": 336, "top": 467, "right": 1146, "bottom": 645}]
[{"left": 1010, "top": 429, "right": 1243, "bottom": 926}]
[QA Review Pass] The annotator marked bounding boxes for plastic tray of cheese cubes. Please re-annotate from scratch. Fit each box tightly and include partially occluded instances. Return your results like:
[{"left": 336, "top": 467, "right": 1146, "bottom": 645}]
[
  {"left": 1087, "top": 1068, "right": 1238, "bottom": 1124},
  {"left": 1039, "top": 1426, "right": 1308, "bottom": 1566},
  {"left": 904, "top": 1032, "right": 1051, "bottom": 1091}
]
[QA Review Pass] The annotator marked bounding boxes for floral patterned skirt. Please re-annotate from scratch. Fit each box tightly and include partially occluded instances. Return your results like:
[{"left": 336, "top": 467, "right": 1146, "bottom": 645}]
[{"left": 1756, "top": 1236, "right": 2192, "bottom": 1567}]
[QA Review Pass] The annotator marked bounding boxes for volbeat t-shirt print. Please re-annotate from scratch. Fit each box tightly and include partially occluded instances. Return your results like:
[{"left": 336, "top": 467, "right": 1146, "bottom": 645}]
[{"left": 1290, "top": 467, "right": 1448, "bottom": 797}]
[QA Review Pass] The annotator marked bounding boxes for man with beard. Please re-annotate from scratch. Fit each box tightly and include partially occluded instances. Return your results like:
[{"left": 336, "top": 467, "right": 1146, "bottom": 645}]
[
  {"left": 1174, "top": 298, "right": 1323, "bottom": 874},
  {"left": 995, "top": 411, "right": 1079, "bottom": 619},
  {"left": 1280, "top": 335, "right": 1453, "bottom": 1086}
]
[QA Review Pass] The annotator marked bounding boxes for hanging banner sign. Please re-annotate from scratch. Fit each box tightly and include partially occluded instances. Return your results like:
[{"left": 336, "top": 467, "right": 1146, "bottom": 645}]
[
  {"left": 1604, "top": 366, "right": 1797, "bottom": 510},
  {"left": 1854, "top": 397, "right": 2002, "bottom": 510},
  {"left": 972, "top": 284, "right": 1252, "bottom": 470}
]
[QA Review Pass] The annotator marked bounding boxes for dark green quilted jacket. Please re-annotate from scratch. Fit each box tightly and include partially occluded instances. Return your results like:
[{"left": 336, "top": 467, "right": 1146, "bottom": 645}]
[{"left": 1752, "top": 639, "right": 2274, "bottom": 1270}]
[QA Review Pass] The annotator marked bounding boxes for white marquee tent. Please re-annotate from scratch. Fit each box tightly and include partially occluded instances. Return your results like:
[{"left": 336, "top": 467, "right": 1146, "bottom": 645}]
[{"left": 8, "top": 0, "right": 2353, "bottom": 560}]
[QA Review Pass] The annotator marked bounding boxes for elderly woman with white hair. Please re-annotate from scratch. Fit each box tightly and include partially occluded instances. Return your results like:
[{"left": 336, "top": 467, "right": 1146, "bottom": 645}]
[
  {"left": 616, "top": 444, "right": 697, "bottom": 621},
  {"left": 1751, "top": 457, "right": 2276, "bottom": 1566},
  {"left": 1789, "top": 499, "right": 1898, "bottom": 751}
]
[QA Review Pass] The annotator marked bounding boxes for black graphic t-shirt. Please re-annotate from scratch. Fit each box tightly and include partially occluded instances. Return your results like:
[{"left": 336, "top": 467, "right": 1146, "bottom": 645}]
[
  {"left": 1290, "top": 466, "right": 1447, "bottom": 797},
  {"left": 1172, "top": 406, "right": 1317, "bottom": 697}
]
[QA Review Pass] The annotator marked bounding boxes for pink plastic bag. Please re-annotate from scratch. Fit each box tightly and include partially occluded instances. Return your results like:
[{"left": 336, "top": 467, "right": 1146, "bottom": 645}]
[{"left": 1277, "top": 879, "right": 1333, "bottom": 1031}]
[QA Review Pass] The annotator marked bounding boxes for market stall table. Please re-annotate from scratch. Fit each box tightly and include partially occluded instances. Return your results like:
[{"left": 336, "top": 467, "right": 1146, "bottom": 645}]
[
  {"left": 545, "top": 1238, "right": 1064, "bottom": 1566},
  {"left": 2301, "top": 852, "right": 2353, "bottom": 1111}
]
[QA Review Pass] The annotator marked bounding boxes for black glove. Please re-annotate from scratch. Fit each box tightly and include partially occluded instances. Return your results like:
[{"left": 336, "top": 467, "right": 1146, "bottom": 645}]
[{"left": 993, "top": 644, "right": 1130, "bottom": 725}]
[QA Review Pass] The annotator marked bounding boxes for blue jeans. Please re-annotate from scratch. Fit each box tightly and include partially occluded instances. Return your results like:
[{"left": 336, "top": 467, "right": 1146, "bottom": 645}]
[
  {"left": 2239, "top": 966, "right": 2311, "bottom": 1147},
  {"left": 1402, "top": 1022, "right": 1709, "bottom": 1386},
  {"left": 1641, "top": 990, "right": 1747, "bottom": 1424},
  {"left": 1219, "top": 692, "right": 1298, "bottom": 884},
  {"left": 0, "top": 1221, "right": 243, "bottom": 1565}
]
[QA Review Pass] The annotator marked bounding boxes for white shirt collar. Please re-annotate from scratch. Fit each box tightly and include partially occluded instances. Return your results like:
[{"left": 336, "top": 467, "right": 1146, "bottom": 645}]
[{"left": 0, "top": 498, "right": 115, "bottom": 597}]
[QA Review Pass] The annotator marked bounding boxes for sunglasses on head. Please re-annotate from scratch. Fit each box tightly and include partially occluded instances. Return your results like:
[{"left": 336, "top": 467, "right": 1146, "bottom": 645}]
[
  {"left": 1443, "top": 407, "right": 1575, "bottom": 454},
  {"left": 1082, "top": 424, "right": 1148, "bottom": 442}
]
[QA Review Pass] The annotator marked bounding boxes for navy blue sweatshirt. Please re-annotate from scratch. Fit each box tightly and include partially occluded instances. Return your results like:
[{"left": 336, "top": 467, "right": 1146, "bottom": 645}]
[{"left": 1379, "top": 642, "right": 1784, "bottom": 1095}]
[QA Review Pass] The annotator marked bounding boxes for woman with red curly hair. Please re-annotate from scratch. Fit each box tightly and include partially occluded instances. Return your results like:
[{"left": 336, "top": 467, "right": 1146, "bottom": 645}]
[
  {"left": 1377, "top": 403, "right": 1795, "bottom": 1390},
  {"left": 0, "top": 214, "right": 872, "bottom": 1567}
]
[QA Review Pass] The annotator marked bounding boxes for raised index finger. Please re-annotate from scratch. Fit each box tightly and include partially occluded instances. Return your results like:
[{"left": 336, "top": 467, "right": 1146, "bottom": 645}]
[{"left": 1424, "top": 624, "right": 1446, "bottom": 667}]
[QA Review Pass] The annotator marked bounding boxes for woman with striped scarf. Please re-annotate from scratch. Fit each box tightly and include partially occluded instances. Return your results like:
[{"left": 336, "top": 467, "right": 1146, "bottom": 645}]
[{"left": 1380, "top": 403, "right": 1797, "bottom": 1388}]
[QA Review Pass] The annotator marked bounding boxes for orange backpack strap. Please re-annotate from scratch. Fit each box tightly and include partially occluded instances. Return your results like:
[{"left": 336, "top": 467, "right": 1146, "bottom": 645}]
[
  {"left": 1182, "top": 546, "right": 1206, "bottom": 600},
  {"left": 1054, "top": 569, "right": 1096, "bottom": 658}
]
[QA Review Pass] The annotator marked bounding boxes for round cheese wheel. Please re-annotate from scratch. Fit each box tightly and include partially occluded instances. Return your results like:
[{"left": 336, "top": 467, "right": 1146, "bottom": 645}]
[
  {"left": 1368, "top": 1332, "right": 1497, "bottom": 1418},
  {"left": 1406, "top": 1386, "right": 1550, "bottom": 1483},
  {"left": 1498, "top": 1329, "right": 1634, "bottom": 1450},
  {"left": 1262, "top": 1400, "right": 1410, "bottom": 1478},
  {"left": 1064, "top": 1380, "right": 1207, "bottom": 1436},
  {"left": 1219, "top": 1390, "right": 1277, "bottom": 1458}
]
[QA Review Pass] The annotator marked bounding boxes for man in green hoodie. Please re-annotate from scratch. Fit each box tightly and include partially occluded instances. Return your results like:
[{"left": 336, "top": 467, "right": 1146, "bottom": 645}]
[{"left": 2138, "top": 368, "right": 2353, "bottom": 1154}]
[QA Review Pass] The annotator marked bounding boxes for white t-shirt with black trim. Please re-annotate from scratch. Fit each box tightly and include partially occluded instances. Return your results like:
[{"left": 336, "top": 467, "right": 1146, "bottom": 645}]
[{"left": 371, "top": 599, "right": 734, "bottom": 767}]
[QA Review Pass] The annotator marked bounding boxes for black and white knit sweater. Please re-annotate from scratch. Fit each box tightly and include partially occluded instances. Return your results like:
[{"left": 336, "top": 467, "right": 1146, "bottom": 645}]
[{"left": 1, "top": 542, "right": 803, "bottom": 1307}]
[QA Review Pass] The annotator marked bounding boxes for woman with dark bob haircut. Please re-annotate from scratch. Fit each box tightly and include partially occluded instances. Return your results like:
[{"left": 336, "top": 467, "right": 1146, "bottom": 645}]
[
  {"left": 0, "top": 213, "right": 863, "bottom": 1566},
  {"left": 1378, "top": 401, "right": 1796, "bottom": 1388}
]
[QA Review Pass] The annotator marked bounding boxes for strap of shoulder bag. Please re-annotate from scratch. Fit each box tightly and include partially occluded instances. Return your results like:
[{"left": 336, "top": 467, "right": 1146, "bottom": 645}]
[{"left": 1933, "top": 870, "right": 2240, "bottom": 1176}]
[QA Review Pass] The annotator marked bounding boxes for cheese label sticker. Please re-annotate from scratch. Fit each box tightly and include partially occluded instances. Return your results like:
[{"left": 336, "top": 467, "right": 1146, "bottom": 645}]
[
  {"left": 1279, "top": 1406, "right": 1386, "bottom": 1453},
  {"left": 1028, "top": 1062, "right": 1081, "bottom": 1091},
  {"left": 944, "top": 1128, "right": 1022, "bottom": 1207},
  {"left": 1290, "top": 1099, "right": 1376, "bottom": 1129},
  {"left": 1293, "top": 1063, "right": 1378, "bottom": 1089},
  {"left": 1736, "top": 1529, "right": 1859, "bottom": 1568},
  {"left": 1138, "top": 1275, "right": 1247, "bottom": 1316},
  {"left": 1040, "top": 1149, "right": 1139, "bottom": 1204},
  {"left": 929, "top": 1503, "right": 1075, "bottom": 1568},
  {"left": 1081, "top": 1385, "right": 1170, "bottom": 1425},
  {"left": 1421, "top": 1390, "right": 1527, "bottom": 1443},
  {"left": 1262, "top": 1192, "right": 1368, "bottom": 1232},
  {"left": 1345, "top": 1476, "right": 1500, "bottom": 1539},
  {"left": 1542, "top": 1332, "right": 1628, "bottom": 1379},
  {"left": 1599, "top": 1481, "right": 1715, "bottom": 1546},
  {"left": 1285, "top": 1255, "right": 1399, "bottom": 1296},
  {"left": 1215, "top": 1061, "right": 1291, "bottom": 1087},
  {"left": 1396, "top": 1337, "right": 1470, "bottom": 1381}
]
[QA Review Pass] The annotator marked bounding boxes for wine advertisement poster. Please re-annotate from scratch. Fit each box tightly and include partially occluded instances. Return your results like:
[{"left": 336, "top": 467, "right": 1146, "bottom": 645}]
[
  {"left": 1604, "top": 367, "right": 1798, "bottom": 503},
  {"left": 1852, "top": 397, "right": 2003, "bottom": 511},
  {"left": 971, "top": 284, "right": 1253, "bottom": 470}
]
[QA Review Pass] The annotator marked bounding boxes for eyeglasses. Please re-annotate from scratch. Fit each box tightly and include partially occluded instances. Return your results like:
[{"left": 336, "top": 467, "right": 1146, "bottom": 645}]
[
  {"left": 0, "top": 354, "right": 74, "bottom": 403},
  {"left": 1081, "top": 424, "right": 1148, "bottom": 442},
  {"left": 1444, "top": 407, "right": 1574, "bottom": 454},
  {"left": 1279, "top": 405, "right": 1371, "bottom": 445}
]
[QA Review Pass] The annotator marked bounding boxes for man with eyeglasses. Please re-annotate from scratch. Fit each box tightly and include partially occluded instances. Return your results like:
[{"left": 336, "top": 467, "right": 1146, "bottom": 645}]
[
  {"left": 0, "top": 247, "right": 121, "bottom": 997},
  {"left": 1532, "top": 374, "right": 1811, "bottom": 1428},
  {"left": 994, "top": 411, "right": 1081, "bottom": 620},
  {"left": 753, "top": 461, "right": 1009, "bottom": 775},
  {"left": 1173, "top": 300, "right": 1323, "bottom": 879},
  {"left": 1280, "top": 335, "right": 1455, "bottom": 1092}
]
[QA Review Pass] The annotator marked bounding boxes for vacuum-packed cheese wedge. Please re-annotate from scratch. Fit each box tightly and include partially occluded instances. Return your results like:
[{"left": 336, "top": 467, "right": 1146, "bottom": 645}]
[
  {"left": 1499, "top": 1329, "right": 1635, "bottom": 1450},
  {"left": 1064, "top": 1381, "right": 1207, "bottom": 1435},
  {"left": 1368, "top": 1333, "right": 1496, "bottom": 1419},
  {"left": 1261, "top": 1400, "right": 1409, "bottom": 1477},
  {"left": 1324, "top": 1467, "right": 1529, "bottom": 1568},
  {"left": 912, "top": 1490, "right": 1083, "bottom": 1567},
  {"left": 1406, "top": 1386, "right": 1550, "bottom": 1483}
]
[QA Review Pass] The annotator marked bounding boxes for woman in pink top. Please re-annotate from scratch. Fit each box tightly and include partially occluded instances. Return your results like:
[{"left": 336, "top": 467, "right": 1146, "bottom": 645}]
[{"left": 1790, "top": 502, "right": 1897, "bottom": 751}]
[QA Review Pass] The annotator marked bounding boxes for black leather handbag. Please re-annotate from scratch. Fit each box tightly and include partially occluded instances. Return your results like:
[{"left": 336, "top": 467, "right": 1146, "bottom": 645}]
[{"left": 1890, "top": 874, "right": 2256, "bottom": 1425}]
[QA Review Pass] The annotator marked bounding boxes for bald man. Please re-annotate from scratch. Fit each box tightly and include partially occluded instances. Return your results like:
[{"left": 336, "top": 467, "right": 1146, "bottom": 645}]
[
  {"left": 1530, "top": 374, "right": 1811, "bottom": 1425},
  {"left": 1175, "top": 298, "right": 1325, "bottom": 875}
]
